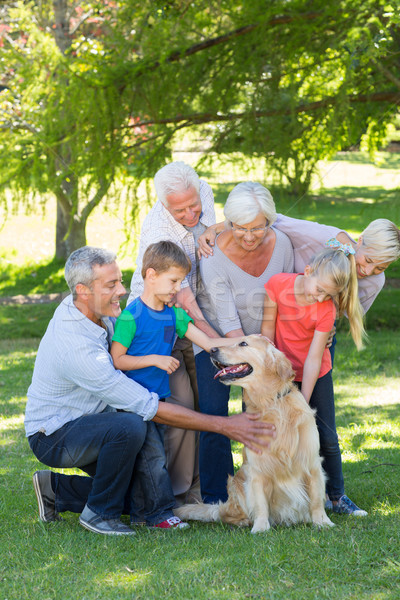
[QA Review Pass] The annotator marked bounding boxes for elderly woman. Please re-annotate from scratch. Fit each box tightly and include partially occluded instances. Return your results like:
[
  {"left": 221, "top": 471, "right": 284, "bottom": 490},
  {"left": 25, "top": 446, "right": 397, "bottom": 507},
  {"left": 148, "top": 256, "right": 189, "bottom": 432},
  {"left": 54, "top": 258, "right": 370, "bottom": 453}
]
[
  {"left": 199, "top": 209, "right": 400, "bottom": 507},
  {"left": 195, "top": 182, "right": 294, "bottom": 503}
]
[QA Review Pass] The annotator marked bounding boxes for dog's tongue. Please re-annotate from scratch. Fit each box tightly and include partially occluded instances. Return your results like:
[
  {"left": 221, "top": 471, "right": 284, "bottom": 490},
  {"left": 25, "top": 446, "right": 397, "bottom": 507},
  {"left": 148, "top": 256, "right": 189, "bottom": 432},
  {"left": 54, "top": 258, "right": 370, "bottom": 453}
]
[{"left": 214, "top": 363, "right": 248, "bottom": 379}]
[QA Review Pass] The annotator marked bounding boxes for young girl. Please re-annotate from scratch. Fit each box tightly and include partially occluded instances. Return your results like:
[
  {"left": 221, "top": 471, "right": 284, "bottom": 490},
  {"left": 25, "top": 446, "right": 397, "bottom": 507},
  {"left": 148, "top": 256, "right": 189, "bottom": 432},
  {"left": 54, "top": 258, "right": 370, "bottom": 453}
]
[{"left": 261, "top": 239, "right": 367, "bottom": 516}]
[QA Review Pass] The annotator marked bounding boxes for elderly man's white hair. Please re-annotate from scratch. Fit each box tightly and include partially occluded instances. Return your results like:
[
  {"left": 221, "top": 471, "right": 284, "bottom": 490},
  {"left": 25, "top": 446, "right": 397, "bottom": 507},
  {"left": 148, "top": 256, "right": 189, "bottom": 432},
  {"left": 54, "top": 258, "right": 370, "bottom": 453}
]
[{"left": 154, "top": 161, "right": 200, "bottom": 206}]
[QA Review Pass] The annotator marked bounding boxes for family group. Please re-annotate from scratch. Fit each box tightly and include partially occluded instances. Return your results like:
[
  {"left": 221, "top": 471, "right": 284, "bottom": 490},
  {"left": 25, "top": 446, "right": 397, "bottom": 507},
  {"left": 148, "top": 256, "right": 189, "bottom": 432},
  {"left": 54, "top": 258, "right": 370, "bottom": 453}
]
[{"left": 25, "top": 161, "right": 400, "bottom": 535}]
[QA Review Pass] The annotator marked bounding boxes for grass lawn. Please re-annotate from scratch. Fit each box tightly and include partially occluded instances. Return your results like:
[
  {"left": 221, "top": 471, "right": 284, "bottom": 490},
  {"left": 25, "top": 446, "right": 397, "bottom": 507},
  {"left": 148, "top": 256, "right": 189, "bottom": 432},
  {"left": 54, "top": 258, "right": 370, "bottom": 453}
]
[
  {"left": 0, "top": 151, "right": 399, "bottom": 599},
  {"left": 1, "top": 334, "right": 399, "bottom": 600}
]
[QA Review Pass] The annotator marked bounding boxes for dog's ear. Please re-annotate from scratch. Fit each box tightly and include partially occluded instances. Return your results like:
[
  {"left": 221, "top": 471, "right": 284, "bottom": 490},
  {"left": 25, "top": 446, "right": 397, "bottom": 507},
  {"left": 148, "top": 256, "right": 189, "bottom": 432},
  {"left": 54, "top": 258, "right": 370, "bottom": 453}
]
[{"left": 275, "top": 354, "right": 295, "bottom": 382}]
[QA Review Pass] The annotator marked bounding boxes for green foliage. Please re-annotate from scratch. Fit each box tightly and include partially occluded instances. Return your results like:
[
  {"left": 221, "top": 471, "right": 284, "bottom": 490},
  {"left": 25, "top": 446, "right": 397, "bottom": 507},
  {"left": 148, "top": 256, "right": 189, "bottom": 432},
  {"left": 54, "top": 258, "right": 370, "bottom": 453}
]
[
  {"left": 1, "top": 0, "right": 399, "bottom": 257},
  {"left": 179, "top": 1, "right": 400, "bottom": 195}
]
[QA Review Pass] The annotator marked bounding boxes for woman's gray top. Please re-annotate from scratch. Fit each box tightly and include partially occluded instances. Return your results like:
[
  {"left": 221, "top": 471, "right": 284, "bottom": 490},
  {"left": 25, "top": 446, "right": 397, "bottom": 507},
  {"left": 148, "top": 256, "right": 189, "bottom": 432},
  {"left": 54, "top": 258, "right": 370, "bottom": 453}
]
[{"left": 197, "top": 226, "right": 294, "bottom": 337}]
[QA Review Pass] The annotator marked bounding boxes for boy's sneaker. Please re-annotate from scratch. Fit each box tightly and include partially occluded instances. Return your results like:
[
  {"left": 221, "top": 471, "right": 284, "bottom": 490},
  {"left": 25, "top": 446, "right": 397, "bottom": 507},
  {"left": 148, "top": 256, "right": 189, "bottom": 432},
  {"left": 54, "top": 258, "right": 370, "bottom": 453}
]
[
  {"left": 332, "top": 495, "right": 368, "bottom": 517},
  {"left": 33, "top": 470, "right": 62, "bottom": 522},
  {"left": 325, "top": 498, "right": 333, "bottom": 511},
  {"left": 149, "top": 516, "right": 189, "bottom": 529}
]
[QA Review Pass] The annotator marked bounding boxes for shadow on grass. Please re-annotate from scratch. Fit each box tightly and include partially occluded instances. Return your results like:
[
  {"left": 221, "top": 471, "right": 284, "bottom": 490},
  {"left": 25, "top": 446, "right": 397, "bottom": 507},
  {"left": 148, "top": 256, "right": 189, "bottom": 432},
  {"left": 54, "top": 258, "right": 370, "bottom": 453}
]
[
  {"left": 283, "top": 193, "right": 400, "bottom": 230},
  {"left": 366, "top": 288, "right": 400, "bottom": 329},
  {"left": 0, "top": 303, "right": 58, "bottom": 340},
  {"left": 0, "top": 256, "right": 67, "bottom": 297},
  {"left": 212, "top": 181, "right": 400, "bottom": 232},
  {"left": 340, "top": 445, "right": 400, "bottom": 510},
  {"left": 335, "top": 402, "right": 400, "bottom": 432},
  {"left": 316, "top": 186, "right": 399, "bottom": 204},
  {"left": 332, "top": 151, "right": 400, "bottom": 170},
  {"left": 0, "top": 397, "right": 27, "bottom": 419},
  {"left": 212, "top": 182, "right": 240, "bottom": 209}
]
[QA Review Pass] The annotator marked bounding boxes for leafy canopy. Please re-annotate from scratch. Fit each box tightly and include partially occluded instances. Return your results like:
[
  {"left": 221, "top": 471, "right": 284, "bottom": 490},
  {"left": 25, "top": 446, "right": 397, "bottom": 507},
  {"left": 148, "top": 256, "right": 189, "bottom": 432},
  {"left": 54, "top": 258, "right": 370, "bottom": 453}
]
[{"left": 0, "top": 0, "right": 399, "bottom": 255}]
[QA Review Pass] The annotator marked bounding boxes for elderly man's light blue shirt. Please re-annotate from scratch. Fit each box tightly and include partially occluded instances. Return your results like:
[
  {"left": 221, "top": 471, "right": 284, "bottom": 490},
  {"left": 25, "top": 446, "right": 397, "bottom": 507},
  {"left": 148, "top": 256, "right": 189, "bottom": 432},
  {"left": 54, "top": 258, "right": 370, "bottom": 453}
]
[{"left": 25, "top": 295, "right": 159, "bottom": 437}]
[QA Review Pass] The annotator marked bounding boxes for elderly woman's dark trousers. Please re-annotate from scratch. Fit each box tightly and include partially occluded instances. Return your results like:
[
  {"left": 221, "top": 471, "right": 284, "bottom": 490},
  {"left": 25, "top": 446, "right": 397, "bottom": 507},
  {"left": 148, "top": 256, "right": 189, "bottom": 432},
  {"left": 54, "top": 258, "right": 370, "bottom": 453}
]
[{"left": 195, "top": 349, "right": 234, "bottom": 503}]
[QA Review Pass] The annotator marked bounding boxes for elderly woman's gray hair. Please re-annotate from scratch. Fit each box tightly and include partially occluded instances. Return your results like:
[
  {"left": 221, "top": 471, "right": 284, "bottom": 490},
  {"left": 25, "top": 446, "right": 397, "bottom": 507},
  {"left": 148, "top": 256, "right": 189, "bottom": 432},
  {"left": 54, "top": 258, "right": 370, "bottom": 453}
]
[
  {"left": 223, "top": 182, "right": 277, "bottom": 226},
  {"left": 360, "top": 219, "right": 400, "bottom": 264},
  {"left": 154, "top": 161, "right": 200, "bottom": 207},
  {"left": 65, "top": 246, "right": 117, "bottom": 297}
]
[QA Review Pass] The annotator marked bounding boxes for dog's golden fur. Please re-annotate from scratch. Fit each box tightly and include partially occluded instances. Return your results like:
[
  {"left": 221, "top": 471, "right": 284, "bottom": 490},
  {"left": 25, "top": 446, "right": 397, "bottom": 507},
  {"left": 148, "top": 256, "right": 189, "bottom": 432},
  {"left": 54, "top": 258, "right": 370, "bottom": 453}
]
[{"left": 175, "top": 335, "right": 334, "bottom": 533}]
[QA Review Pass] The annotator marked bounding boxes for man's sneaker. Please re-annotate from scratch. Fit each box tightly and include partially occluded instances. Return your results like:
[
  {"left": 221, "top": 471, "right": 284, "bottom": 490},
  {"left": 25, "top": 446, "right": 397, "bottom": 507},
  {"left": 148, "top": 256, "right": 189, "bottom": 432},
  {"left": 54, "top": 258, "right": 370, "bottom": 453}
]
[
  {"left": 332, "top": 495, "right": 368, "bottom": 517},
  {"left": 79, "top": 505, "right": 136, "bottom": 536},
  {"left": 149, "top": 516, "right": 189, "bottom": 529},
  {"left": 325, "top": 498, "right": 333, "bottom": 511},
  {"left": 33, "top": 470, "right": 62, "bottom": 522}
]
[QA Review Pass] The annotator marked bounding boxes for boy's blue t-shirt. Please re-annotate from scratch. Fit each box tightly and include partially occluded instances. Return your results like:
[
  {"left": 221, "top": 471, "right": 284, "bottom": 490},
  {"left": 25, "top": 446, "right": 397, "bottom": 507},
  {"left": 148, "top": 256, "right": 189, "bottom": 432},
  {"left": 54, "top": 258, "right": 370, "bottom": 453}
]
[{"left": 112, "top": 297, "right": 193, "bottom": 398}]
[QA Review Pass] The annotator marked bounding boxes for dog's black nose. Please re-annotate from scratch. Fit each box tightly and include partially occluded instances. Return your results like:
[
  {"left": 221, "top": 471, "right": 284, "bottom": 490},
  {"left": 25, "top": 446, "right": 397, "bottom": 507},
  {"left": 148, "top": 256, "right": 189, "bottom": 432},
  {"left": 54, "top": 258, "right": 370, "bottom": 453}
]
[{"left": 210, "top": 347, "right": 218, "bottom": 354}]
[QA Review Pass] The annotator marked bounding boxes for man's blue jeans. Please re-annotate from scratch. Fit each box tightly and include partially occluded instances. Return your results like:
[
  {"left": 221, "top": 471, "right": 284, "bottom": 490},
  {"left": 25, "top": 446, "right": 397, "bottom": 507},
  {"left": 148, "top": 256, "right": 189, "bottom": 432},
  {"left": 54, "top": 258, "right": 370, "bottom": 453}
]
[
  {"left": 28, "top": 410, "right": 176, "bottom": 524},
  {"left": 195, "top": 350, "right": 233, "bottom": 503}
]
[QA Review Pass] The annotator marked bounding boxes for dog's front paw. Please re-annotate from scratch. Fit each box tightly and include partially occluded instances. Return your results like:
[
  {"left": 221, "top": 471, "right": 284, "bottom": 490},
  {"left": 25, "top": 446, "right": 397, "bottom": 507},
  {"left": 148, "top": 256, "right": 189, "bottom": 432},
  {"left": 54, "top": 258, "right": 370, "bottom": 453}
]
[
  {"left": 251, "top": 518, "right": 271, "bottom": 534},
  {"left": 312, "top": 512, "right": 335, "bottom": 528}
]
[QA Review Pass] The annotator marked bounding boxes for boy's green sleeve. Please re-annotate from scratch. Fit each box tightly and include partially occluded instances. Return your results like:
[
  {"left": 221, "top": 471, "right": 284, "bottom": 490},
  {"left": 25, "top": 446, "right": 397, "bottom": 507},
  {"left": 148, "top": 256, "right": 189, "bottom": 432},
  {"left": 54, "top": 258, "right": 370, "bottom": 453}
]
[
  {"left": 112, "top": 310, "right": 137, "bottom": 348},
  {"left": 173, "top": 306, "right": 193, "bottom": 338}
]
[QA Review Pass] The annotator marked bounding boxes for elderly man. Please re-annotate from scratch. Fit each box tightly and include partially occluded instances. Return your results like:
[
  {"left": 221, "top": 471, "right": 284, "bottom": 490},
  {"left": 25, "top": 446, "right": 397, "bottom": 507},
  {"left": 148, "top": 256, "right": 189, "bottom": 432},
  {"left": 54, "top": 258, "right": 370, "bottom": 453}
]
[
  {"left": 26, "top": 246, "right": 274, "bottom": 536},
  {"left": 128, "top": 161, "right": 219, "bottom": 506}
]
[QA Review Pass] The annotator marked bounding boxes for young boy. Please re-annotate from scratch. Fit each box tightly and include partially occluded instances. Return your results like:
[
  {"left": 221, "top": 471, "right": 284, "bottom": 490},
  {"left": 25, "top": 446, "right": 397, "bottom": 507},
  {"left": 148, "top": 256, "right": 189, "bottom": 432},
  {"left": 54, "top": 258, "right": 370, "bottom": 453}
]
[{"left": 111, "top": 240, "right": 241, "bottom": 528}]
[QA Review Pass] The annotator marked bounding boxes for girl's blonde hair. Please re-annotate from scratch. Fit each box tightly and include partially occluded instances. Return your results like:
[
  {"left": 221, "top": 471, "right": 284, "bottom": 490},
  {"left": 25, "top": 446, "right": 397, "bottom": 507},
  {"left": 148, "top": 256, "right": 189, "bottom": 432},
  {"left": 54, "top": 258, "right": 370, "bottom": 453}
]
[{"left": 309, "top": 248, "right": 366, "bottom": 350}]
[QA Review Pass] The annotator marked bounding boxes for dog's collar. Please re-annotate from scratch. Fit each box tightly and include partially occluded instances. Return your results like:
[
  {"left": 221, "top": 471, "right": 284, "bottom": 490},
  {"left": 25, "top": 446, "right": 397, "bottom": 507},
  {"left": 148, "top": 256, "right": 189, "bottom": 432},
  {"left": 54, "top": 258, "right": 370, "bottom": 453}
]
[{"left": 276, "top": 385, "right": 292, "bottom": 400}]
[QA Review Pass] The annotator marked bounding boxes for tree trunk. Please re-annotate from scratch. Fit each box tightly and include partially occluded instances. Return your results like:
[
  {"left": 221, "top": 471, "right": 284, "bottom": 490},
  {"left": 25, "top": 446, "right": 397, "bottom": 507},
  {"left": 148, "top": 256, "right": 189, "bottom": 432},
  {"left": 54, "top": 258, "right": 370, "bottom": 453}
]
[
  {"left": 55, "top": 195, "right": 87, "bottom": 260},
  {"left": 53, "top": 0, "right": 83, "bottom": 261},
  {"left": 55, "top": 201, "right": 69, "bottom": 260}
]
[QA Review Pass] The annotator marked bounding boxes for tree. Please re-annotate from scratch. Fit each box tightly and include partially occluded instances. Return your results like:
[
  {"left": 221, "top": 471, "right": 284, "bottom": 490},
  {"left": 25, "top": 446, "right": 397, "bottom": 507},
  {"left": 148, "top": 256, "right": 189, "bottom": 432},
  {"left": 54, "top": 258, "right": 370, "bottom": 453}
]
[
  {"left": 1, "top": 1, "right": 399, "bottom": 258},
  {"left": 0, "top": 1, "right": 150, "bottom": 258},
  {"left": 130, "top": 1, "right": 400, "bottom": 196}
]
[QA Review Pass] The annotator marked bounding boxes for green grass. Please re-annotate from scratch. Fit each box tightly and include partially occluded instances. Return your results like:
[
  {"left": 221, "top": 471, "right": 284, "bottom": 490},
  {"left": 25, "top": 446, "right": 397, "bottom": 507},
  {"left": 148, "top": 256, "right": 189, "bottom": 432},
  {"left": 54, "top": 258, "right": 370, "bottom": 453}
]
[
  {"left": 331, "top": 150, "right": 400, "bottom": 169},
  {"left": 0, "top": 254, "right": 67, "bottom": 297},
  {"left": 0, "top": 266, "right": 134, "bottom": 341},
  {"left": 1, "top": 334, "right": 399, "bottom": 600},
  {"left": 0, "top": 303, "right": 59, "bottom": 339}
]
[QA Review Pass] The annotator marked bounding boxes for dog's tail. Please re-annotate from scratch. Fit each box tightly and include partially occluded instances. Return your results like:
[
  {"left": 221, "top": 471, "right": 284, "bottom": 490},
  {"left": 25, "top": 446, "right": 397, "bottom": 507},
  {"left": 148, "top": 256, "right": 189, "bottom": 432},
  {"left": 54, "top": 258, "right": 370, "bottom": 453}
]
[{"left": 174, "top": 502, "right": 221, "bottom": 523}]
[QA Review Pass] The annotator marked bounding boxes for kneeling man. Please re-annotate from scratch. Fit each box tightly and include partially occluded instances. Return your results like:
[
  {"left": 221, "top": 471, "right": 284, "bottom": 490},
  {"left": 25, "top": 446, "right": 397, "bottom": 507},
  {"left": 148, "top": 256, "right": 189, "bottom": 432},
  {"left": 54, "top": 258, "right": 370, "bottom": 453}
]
[{"left": 25, "top": 246, "right": 275, "bottom": 535}]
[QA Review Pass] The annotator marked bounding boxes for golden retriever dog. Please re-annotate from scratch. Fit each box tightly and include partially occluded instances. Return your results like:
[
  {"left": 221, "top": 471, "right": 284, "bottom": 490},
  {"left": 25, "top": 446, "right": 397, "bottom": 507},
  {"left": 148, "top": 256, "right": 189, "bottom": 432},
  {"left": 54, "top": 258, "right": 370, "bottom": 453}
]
[{"left": 175, "top": 335, "right": 334, "bottom": 533}]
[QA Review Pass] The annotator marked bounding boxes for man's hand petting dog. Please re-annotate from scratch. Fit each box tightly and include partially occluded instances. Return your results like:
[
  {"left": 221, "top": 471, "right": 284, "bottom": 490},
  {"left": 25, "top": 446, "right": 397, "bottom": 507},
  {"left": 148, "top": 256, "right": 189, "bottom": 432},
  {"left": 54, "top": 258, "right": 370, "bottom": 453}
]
[{"left": 223, "top": 412, "right": 276, "bottom": 453}]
